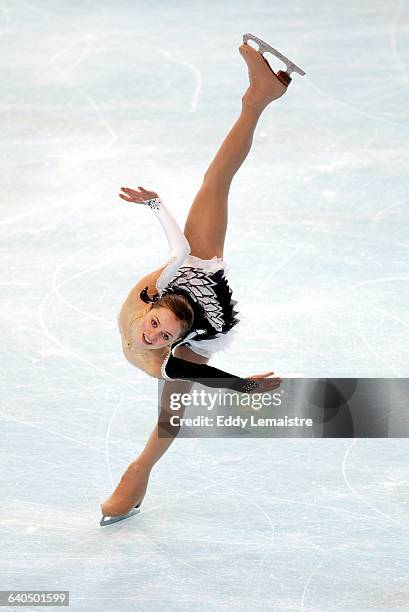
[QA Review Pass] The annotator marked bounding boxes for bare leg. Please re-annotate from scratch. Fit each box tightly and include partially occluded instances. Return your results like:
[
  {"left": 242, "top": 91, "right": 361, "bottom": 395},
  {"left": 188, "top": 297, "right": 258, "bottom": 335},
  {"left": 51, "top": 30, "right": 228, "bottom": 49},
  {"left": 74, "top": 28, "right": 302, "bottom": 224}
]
[
  {"left": 100, "top": 347, "right": 209, "bottom": 516},
  {"left": 100, "top": 380, "right": 197, "bottom": 517},
  {"left": 135, "top": 346, "right": 208, "bottom": 471},
  {"left": 183, "top": 104, "right": 264, "bottom": 260},
  {"left": 184, "top": 43, "right": 287, "bottom": 260}
]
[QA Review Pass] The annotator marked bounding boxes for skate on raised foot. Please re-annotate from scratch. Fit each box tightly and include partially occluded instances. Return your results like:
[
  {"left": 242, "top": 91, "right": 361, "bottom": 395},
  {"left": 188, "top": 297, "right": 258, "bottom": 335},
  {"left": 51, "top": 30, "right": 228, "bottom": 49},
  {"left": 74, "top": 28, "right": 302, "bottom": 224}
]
[
  {"left": 242, "top": 33, "right": 306, "bottom": 86},
  {"left": 100, "top": 504, "right": 141, "bottom": 527}
]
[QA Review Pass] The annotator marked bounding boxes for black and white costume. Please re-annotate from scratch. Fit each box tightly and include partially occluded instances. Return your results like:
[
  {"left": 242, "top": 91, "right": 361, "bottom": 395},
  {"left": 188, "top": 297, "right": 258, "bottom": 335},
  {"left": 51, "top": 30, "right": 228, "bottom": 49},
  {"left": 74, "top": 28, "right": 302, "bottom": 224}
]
[{"left": 139, "top": 197, "right": 258, "bottom": 393}]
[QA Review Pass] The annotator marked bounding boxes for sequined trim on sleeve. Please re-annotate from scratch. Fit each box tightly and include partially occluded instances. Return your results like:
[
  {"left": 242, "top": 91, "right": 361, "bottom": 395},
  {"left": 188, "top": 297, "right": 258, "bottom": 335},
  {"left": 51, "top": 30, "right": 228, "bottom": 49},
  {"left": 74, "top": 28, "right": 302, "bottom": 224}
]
[
  {"left": 238, "top": 379, "right": 259, "bottom": 393},
  {"left": 160, "top": 349, "right": 173, "bottom": 380},
  {"left": 145, "top": 197, "right": 161, "bottom": 210}
]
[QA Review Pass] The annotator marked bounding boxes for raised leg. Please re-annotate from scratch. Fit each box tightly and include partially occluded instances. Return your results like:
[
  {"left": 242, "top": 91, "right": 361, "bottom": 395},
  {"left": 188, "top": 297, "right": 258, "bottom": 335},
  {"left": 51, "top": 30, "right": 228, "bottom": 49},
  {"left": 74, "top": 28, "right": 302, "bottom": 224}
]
[
  {"left": 183, "top": 43, "right": 287, "bottom": 260},
  {"left": 183, "top": 103, "right": 264, "bottom": 260}
]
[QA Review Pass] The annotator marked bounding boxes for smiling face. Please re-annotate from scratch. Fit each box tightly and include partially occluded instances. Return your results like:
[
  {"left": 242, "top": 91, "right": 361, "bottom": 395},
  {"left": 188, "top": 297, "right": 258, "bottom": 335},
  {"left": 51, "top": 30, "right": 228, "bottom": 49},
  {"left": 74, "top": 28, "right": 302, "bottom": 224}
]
[{"left": 132, "top": 304, "right": 184, "bottom": 350}]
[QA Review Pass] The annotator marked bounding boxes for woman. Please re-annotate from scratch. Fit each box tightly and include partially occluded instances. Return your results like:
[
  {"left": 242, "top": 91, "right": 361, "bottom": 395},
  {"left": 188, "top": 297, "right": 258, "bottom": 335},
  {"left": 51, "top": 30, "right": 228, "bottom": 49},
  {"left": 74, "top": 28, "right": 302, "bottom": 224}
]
[{"left": 100, "top": 34, "right": 305, "bottom": 526}]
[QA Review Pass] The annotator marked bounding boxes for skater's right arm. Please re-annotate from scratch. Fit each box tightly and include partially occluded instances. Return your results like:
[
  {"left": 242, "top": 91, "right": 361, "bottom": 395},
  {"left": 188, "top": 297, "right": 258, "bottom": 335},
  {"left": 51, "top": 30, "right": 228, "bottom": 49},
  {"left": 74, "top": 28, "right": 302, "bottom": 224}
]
[{"left": 119, "top": 185, "right": 190, "bottom": 297}]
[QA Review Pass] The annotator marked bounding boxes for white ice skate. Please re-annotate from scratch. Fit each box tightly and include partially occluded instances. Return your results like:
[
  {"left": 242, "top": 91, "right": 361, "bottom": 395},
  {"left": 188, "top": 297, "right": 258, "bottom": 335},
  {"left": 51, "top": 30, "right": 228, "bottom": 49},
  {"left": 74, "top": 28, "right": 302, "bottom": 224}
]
[
  {"left": 99, "top": 504, "right": 141, "bottom": 527},
  {"left": 242, "top": 33, "right": 306, "bottom": 86}
]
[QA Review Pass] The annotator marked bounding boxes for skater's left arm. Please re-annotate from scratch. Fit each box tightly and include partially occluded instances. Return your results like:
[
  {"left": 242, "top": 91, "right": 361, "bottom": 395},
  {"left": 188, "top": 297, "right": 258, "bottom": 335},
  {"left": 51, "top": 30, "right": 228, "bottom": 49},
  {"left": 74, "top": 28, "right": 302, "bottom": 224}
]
[{"left": 156, "top": 352, "right": 281, "bottom": 393}]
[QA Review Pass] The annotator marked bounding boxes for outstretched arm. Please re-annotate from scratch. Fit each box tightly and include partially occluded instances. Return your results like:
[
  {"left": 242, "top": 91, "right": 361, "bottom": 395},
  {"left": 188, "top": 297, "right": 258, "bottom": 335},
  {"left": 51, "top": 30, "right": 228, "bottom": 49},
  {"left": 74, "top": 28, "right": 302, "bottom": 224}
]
[
  {"left": 159, "top": 351, "right": 281, "bottom": 393},
  {"left": 119, "top": 186, "right": 191, "bottom": 295}
]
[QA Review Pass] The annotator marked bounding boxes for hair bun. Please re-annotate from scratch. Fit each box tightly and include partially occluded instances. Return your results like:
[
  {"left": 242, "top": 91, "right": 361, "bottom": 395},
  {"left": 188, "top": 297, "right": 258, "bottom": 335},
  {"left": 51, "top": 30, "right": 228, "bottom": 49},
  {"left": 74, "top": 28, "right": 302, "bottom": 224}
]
[{"left": 139, "top": 286, "right": 159, "bottom": 304}]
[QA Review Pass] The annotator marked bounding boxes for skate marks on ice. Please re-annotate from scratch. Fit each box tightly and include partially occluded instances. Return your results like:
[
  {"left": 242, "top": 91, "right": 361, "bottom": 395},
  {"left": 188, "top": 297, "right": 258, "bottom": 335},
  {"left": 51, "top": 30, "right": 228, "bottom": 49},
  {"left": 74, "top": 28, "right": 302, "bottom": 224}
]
[{"left": 342, "top": 439, "right": 409, "bottom": 532}]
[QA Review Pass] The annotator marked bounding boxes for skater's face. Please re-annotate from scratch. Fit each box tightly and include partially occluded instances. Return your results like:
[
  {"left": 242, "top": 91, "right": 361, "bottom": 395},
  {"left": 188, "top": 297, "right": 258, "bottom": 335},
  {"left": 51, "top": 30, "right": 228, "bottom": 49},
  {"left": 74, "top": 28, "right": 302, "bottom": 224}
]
[{"left": 135, "top": 304, "right": 183, "bottom": 349}]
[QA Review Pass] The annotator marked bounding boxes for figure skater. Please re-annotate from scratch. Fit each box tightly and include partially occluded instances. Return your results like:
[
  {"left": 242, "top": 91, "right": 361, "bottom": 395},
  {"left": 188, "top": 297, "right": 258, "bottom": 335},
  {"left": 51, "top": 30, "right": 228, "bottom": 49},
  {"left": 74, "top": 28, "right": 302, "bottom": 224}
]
[{"left": 100, "top": 34, "right": 305, "bottom": 526}]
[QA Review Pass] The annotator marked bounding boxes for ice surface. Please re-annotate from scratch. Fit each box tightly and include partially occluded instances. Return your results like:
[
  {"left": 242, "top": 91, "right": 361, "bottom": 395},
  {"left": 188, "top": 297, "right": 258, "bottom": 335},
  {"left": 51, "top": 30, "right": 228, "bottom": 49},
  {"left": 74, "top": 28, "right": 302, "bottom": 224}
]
[{"left": 1, "top": 0, "right": 409, "bottom": 610}]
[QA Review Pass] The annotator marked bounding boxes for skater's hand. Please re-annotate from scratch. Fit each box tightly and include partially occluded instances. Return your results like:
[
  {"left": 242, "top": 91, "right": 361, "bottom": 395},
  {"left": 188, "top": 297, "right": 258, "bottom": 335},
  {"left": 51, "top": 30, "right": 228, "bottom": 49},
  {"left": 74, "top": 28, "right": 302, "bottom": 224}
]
[
  {"left": 247, "top": 371, "right": 281, "bottom": 392},
  {"left": 119, "top": 186, "right": 159, "bottom": 204}
]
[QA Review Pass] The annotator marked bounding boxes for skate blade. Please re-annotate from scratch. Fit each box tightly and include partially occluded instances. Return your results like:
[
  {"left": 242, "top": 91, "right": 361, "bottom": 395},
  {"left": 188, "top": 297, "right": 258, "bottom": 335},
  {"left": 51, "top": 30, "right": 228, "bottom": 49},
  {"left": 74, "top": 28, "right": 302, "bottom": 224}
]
[
  {"left": 242, "top": 33, "right": 306, "bottom": 77},
  {"left": 99, "top": 504, "right": 141, "bottom": 527}
]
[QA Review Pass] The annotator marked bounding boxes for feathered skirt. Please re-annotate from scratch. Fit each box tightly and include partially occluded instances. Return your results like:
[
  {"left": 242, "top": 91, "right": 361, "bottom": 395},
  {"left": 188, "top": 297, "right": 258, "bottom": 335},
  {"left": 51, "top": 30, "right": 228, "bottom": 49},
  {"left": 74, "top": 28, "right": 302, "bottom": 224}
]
[{"left": 171, "top": 254, "right": 240, "bottom": 358}]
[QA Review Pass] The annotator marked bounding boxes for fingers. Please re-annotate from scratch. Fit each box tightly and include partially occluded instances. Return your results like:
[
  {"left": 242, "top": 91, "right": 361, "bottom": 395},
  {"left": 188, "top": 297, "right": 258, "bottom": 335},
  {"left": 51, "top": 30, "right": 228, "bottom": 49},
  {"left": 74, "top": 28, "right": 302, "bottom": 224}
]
[
  {"left": 121, "top": 186, "right": 150, "bottom": 194},
  {"left": 118, "top": 186, "right": 151, "bottom": 203},
  {"left": 259, "top": 376, "right": 281, "bottom": 391},
  {"left": 121, "top": 186, "right": 147, "bottom": 194},
  {"left": 119, "top": 186, "right": 144, "bottom": 202},
  {"left": 121, "top": 187, "right": 139, "bottom": 196}
]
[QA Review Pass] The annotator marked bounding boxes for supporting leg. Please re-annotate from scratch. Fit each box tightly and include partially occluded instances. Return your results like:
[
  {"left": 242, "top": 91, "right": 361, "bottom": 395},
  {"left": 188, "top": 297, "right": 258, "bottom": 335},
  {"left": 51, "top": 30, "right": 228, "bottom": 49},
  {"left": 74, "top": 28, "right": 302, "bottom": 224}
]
[
  {"left": 100, "top": 348, "right": 209, "bottom": 517},
  {"left": 136, "top": 347, "right": 209, "bottom": 470},
  {"left": 99, "top": 383, "right": 192, "bottom": 517}
]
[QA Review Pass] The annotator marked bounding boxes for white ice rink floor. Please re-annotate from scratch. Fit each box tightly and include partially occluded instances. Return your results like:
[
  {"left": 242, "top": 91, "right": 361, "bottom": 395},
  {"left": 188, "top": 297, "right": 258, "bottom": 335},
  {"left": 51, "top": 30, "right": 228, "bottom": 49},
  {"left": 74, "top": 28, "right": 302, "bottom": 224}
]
[{"left": 1, "top": 1, "right": 409, "bottom": 610}]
